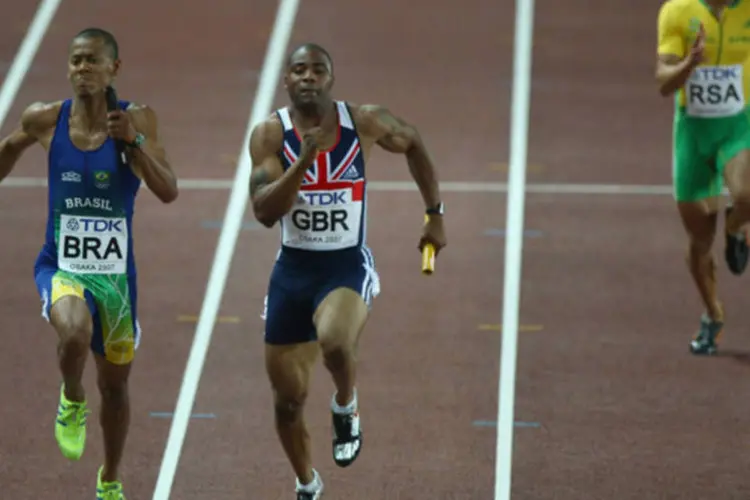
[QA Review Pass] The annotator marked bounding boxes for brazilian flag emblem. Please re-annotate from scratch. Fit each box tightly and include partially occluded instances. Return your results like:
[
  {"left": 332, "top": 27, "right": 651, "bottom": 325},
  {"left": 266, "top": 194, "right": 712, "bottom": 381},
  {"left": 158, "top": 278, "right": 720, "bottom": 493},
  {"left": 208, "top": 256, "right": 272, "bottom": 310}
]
[{"left": 94, "top": 170, "right": 110, "bottom": 189}]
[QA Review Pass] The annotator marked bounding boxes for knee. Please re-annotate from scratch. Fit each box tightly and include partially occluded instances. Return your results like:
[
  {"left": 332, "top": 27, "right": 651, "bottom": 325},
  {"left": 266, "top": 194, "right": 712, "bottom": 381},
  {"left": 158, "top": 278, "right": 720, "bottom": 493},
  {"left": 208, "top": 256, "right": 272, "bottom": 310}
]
[
  {"left": 731, "top": 187, "right": 750, "bottom": 205},
  {"left": 273, "top": 391, "right": 307, "bottom": 425},
  {"left": 97, "top": 377, "right": 129, "bottom": 408},
  {"left": 56, "top": 319, "right": 91, "bottom": 357},
  {"left": 320, "top": 337, "right": 355, "bottom": 374},
  {"left": 52, "top": 300, "right": 92, "bottom": 352},
  {"left": 687, "top": 236, "right": 714, "bottom": 256},
  {"left": 319, "top": 323, "right": 353, "bottom": 352}
]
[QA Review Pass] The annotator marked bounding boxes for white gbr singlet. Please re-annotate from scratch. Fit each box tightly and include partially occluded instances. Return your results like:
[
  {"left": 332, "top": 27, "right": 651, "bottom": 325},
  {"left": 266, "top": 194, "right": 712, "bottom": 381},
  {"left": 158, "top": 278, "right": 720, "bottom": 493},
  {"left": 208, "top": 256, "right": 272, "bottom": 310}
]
[{"left": 276, "top": 101, "right": 368, "bottom": 251}]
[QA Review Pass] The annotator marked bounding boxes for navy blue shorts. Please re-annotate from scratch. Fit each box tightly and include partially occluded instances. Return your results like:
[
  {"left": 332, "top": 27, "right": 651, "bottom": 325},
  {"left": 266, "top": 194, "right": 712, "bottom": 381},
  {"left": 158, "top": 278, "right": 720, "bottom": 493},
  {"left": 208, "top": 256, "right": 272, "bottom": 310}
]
[{"left": 262, "top": 245, "right": 380, "bottom": 345}]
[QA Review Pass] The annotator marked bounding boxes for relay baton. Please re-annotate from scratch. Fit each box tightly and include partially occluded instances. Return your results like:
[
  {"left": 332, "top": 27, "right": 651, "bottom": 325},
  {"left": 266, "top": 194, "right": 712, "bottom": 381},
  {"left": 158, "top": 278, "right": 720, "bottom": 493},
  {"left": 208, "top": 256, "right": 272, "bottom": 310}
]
[
  {"left": 421, "top": 214, "right": 435, "bottom": 275},
  {"left": 105, "top": 85, "right": 128, "bottom": 167}
]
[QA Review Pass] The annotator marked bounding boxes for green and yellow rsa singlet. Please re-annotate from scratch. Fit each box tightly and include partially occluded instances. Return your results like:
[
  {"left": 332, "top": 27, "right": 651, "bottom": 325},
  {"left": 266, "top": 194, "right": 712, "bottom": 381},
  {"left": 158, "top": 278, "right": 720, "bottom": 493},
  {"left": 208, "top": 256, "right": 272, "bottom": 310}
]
[{"left": 658, "top": 0, "right": 750, "bottom": 117}]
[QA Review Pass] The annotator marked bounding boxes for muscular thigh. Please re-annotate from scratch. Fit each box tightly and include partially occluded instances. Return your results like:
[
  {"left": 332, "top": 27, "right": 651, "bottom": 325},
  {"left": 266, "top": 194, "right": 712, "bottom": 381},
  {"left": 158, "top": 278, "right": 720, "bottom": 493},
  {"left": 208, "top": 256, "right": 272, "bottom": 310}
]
[
  {"left": 35, "top": 267, "right": 140, "bottom": 364},
  {"left": 312, "top": 248, "right": 379, "bottom": 348},
  {"left": 672, "top": 114, "right": 724, "bottom": 203},
  {"left": 717, "top": 108, "right": 750, "bottom": 191},
  {"left": 50, "top": 295, "right": 93, "bottom": 341},
  {"left": 723, "top": 149, "right": 750, "bottom": 201},
  {"left": 314, "top": 287, "right": 369, "bottom": 350},
  {"left": 37, "top": 268, "right": 95, "bottom": 342},
  {"left": 263, "top": 262, "right": 317, "bottom": 345},
  {"left": 79, "top": 273, "right": 140, "bottom": 365}
]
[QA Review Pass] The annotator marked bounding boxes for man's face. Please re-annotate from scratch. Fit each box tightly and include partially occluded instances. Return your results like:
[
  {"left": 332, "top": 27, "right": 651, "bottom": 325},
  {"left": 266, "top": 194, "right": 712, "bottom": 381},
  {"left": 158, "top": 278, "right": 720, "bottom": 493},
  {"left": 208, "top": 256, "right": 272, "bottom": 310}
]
[
  {"left": 67, "top": 37, "right": 120, "bottom": 97},
  {"left": 284, "top": 47, "right": 334, "bottom": 108}
]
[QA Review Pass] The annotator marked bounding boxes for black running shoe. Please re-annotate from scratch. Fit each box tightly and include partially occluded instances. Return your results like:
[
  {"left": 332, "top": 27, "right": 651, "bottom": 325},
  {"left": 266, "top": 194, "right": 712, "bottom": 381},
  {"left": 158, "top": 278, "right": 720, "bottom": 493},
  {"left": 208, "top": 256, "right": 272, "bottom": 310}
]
[
  {"left": 724, "top": 205, "right": 749, "bottom": 275},
  {"left": 297, "top": 490, "right": 322, "bottom": 500},
  {"left": 331, "top": 409, "right": 362, "bottom": 468},
  {"left": 689, "top": 314, "right": 723, "bottom": 355}
]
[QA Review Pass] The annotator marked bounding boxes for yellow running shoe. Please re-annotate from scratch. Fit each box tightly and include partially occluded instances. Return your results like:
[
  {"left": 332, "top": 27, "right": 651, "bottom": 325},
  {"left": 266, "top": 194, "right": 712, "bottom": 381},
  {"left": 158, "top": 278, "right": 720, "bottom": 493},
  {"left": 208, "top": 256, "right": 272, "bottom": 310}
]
[
  {"left": 54, "top": 384, "right": 90, "bottom": 460},
  {"left": 96, "top": 466, "right": 126, "bottom": 500}
]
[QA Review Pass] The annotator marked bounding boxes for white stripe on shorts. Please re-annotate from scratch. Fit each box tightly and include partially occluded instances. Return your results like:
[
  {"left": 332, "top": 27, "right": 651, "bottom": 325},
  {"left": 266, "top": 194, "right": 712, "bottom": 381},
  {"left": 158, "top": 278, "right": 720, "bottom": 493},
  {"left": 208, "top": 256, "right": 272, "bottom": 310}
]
[{"left": 360, "top": 246, "right": 380, "bottom": 307}]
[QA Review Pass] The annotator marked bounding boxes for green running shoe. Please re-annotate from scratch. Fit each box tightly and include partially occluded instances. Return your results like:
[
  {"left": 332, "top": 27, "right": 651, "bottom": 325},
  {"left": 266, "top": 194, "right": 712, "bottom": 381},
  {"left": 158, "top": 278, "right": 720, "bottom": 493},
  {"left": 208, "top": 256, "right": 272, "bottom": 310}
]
[
  {"left": 55, "top": 384, "right": 90, "bottom": 460},
  {"left": 96, "top": 466, "right": 126, "bottom": 500}
]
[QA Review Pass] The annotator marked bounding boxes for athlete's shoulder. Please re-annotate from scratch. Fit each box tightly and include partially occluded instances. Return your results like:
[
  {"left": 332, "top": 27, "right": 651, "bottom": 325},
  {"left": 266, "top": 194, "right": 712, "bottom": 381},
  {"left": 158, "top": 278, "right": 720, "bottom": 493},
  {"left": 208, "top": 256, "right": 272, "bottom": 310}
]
[
  {"left": 125, "top": 102, "right": 158, "bottom": 122},
  {"left": 348, "top": 102, "right": 407, "bottom": 137},
  {"left": 249, "top": 112, "right": 285, "bottom": 157},
  {"left": 347, "top": 102, "right": 375, "bottom": 115},
  {"left": 20, "top": 101, "right": 62, "bottom": 136},
  {"left": 347, "top": 102, "right": 385, "bottom": 128},
  {"left": 121, "top": 102, "right": 163, "bottom": 143}
]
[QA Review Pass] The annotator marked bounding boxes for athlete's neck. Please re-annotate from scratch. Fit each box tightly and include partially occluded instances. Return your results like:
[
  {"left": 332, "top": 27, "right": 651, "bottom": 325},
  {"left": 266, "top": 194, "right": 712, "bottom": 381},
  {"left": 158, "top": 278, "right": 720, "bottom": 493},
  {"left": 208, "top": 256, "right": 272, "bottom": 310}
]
[
  {"left": 706, "top": 0, "right": 732, "bottom": 9},
  {"left": 70, "top": 94, "right": 108, "bottom": 133},
  {"left": 292, "top": 98, "right": 335, "bottom": 130}
]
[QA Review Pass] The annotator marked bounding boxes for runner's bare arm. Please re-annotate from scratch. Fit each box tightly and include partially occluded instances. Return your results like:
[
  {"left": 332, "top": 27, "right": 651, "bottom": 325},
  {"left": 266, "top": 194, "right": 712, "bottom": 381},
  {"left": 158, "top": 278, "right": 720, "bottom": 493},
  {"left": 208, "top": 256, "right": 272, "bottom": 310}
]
[
  {"left": 248, "top": 118, "right": 312, "bottom": 228},
  {"left": 357, "top": 104, "right": 442, "bottom": 210},
  {"left": 656, "top": 54, "right": 697, "bottom": 97},
  {"left": 0, "top": 102, "right": 58, "bottom": 183},
  {"left": 126, "top": 104, "right": 178, "bottom": 203}
]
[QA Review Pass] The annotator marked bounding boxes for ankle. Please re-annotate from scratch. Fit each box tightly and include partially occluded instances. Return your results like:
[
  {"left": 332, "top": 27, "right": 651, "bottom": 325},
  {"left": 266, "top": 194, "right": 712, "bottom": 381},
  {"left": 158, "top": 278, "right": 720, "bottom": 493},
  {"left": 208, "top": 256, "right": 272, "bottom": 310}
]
[
  {"left": 332, "top": 388, "right": 357, "bottom": 414},
  {"left": 100, "top": 466, "right": 119, "bottom": 483},
  {"left": 63, "top": 383, "right": 86, "bottom": 403},
  {"left": 727, "top": 223, "right": 745, "bottom": 236},
  {"left": 297, "top": 468, "right": 318, "bottom": 489},
  {"left": 706, "top": 308, "right": 724, "bottom": 323}
]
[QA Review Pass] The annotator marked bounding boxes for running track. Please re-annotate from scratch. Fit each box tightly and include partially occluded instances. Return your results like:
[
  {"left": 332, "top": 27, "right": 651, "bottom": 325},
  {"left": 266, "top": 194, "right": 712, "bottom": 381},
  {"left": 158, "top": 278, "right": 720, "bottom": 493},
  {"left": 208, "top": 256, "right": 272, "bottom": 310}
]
[{"left": 2, "top": 1, "right": 750, "bottom": 499}]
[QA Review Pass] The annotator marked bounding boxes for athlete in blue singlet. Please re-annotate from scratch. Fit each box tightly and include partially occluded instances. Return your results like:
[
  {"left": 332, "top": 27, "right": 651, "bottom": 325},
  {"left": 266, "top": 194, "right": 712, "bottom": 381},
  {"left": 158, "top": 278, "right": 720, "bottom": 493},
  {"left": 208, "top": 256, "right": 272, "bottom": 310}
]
[
  {"left": 0, "top": 28, "right": 177, "bottom": 499},
  {"left": 248, "top": 43, "right": 447, "bottom": 499}
]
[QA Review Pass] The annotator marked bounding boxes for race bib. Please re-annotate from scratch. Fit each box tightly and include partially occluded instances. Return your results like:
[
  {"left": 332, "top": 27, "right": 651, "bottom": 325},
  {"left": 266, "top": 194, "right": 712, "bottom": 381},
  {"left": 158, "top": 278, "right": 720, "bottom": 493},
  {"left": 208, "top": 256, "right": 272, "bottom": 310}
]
[
  {"left": 58, "top": 214, "right": 128, "bottom": 274},
  {"left": 282, "top": 188, "right": 362, "bottom": 250},
  {"left": 686, "top": 64, "right": 745, "bottom": 117}
]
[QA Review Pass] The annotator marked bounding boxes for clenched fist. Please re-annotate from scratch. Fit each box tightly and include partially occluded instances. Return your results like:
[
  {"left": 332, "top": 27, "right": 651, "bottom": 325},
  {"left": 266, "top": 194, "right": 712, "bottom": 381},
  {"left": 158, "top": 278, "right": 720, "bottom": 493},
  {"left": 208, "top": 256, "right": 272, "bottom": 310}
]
[{"left": 106, "top": 110, "right": 138, "bottom": 144}]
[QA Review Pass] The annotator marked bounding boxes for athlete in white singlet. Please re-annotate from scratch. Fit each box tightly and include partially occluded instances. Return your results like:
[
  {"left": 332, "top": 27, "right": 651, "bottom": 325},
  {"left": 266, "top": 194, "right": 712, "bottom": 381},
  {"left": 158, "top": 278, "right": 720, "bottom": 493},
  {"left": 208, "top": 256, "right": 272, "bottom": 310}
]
[{"left": 248, "top": 43, "right": 447, "bottom": 499}]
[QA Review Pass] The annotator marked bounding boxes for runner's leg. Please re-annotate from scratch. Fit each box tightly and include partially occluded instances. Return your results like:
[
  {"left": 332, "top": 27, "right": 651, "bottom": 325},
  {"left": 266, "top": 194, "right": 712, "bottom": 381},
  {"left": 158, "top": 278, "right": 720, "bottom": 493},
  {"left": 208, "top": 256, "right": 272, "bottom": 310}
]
[
  {"left": 313, "top": 246, "right": 379, "bottom": 468},
  {"left": 265, "top": 341, "right": 319, "bottom": 484},
  {"left": 314, "top": 288, "right": 368, "bottom": 409},
  {"left": 673, "top": 112, "right": 725, "bottom": 354},
  {"left": 720, "top": 142, "right": 750, "bottom": 275},
  {"left": 93, "top": 353, "right": 132, "bottom": 483},
  {"left": 50, "top": 295, "right": 92, "bottom": 403},
  {"left": 89, "top": 274, "right": 140, "bottom": 484},
  {"left": 263, "top": 266, "right": 323, "bottom": 493},
  {"left": 723, "top": 150, "right": 750, "bottom": 232},
  {"left": 677, "top": 199, "right": 723, "bottom": 321},
  {"left": 38, "top": 270, "right": 96, "bottom": 461}
]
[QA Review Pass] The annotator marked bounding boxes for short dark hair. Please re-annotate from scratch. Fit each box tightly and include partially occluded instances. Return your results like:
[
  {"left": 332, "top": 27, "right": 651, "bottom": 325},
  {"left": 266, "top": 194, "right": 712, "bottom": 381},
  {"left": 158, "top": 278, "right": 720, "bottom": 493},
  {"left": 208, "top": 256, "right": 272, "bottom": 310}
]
[
  {"left": 286, "top": 43, "right": 333, "bottom": 72},
  {"left": 73, "top": 27, "right": 119, "bottom": 59}
]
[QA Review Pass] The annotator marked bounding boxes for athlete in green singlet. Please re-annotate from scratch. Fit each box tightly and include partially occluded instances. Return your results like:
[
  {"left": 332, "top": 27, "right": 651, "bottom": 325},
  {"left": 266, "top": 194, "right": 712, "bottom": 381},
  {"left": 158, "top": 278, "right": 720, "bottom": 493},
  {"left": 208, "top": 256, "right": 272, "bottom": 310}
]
[
  {"left": 657, "top": 0, "right": 750, "bottom": 355},
  {"left": 0, "top": 28, "right": 178, "bottom": 498}
]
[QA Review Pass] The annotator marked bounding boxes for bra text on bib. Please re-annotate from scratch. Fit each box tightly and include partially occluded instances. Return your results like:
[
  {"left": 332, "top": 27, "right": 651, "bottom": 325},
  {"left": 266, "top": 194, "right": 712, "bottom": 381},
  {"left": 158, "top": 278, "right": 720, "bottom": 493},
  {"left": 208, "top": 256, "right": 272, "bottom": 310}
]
[{"left": 58, "top": 214, "right": 128, "bottom": 274}]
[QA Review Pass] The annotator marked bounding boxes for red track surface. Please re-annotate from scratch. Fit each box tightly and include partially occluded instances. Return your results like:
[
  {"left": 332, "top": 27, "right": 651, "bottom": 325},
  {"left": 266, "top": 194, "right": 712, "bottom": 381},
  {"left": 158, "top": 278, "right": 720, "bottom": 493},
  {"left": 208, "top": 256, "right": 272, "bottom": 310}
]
[{"left": 3, "top": 1, "right": 750, "bottom": 499}]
